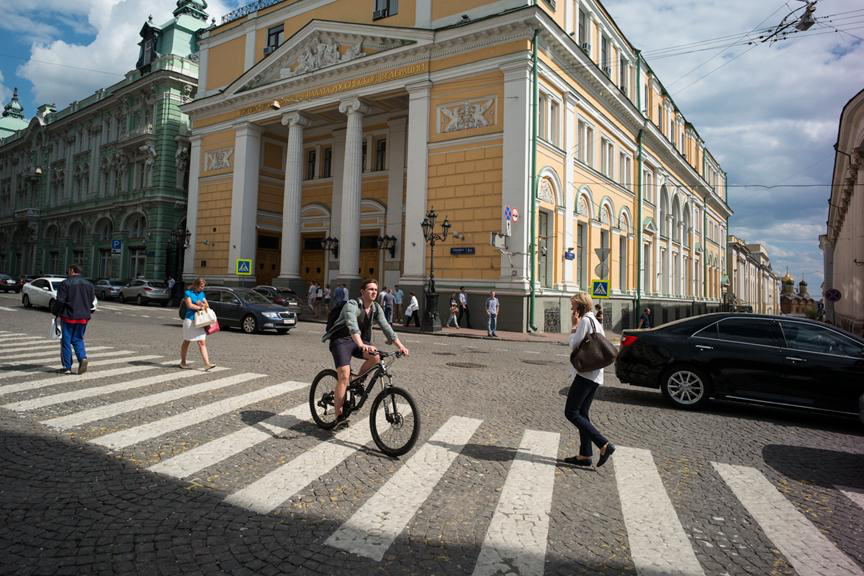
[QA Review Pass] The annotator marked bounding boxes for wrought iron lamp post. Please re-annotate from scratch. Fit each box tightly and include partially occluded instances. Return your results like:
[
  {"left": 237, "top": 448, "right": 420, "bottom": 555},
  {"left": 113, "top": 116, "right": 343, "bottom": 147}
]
[
  {"left": 376, "top": 234, "right": 397, "bottom": 258},
  {"left": 420, "top": 209, "right": 450, "bottom": 331},
  {"left": 321, "top": 236, "right": 339, "bottom": 259}
]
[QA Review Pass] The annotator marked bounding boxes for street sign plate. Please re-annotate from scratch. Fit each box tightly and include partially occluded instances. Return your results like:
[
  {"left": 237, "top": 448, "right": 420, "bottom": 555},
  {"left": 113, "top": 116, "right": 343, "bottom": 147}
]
[
  {"left": 504, "top": 205, "right": 512, "bottom": 222},
  {"left": 111, "top": 239, "right": 122, "bottom": 255},
  {"left": 505, "top": 220, "right": 512, "bottom": 237},
  {"left": 824, "top": 288, "right": 842, "bottom": 302},
  {"left": 450, "top": 247, "right": 476, "bottom": 256},
  {"left": 564, "top": 251, "right": 575, "bottom": 261},
  {"left": 236, "top": 258, "right": 253, "bottom": 276},
  {"left": 511, "top": 208, "right": 519, "bottom": 223},
  {"left": 591, "top": 279, "right": 610, "bottom": 299}
]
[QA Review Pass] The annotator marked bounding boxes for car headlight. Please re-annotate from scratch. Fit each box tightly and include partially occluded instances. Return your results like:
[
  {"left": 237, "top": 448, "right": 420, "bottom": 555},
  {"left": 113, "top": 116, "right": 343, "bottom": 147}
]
[{"left": 262, "top": 312, "right": 280, "bottom": 319}]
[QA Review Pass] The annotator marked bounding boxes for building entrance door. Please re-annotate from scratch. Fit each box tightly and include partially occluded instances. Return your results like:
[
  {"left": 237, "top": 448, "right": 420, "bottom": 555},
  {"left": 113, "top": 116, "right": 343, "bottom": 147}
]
[
  {"left": 538, "top": 211, "right": 550, "bottom": 287},
  {"left": 359, "top": 250, "right": 379, "bottom": 279},
  {"left": 256, "top": 234, "right": 280, "bottom": 285},
  {"left": 301, "top": 234, "right": 325, "bottom": 287}
]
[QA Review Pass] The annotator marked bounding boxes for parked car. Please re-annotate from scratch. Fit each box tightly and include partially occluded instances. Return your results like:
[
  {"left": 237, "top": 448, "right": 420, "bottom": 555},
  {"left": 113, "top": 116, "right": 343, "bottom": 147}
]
[
  {"left": 252, "top": 285, "right": 303, "bottom": 318},
  {"left": 120, "top": 279, "right": 170, "bottom": 306},
  {"left": 21, "top": 277, "right": 98, "bottom": 311},
  {"left": 0, "top": 273, "right": 22, "bottom": 293},
  {"left": 206, "top": 286, "right": 296, "bottom": 334},
  {"left": 94, "top": 279, "right": 125, "bottom": 301},
  {"left": 615, "top": 313, "right": 864, "bottom": 422}
]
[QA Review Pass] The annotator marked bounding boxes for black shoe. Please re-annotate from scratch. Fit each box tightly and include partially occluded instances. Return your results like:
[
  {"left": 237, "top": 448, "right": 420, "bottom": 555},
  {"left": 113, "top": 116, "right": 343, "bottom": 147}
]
[
  {"left": 597, "top": 443, "right": 616, "bottom": 467},
  {"left": 77, "top": 358, "right": 88, "bottom": 375},
  {"left": 562, "top": 455, "right": 593, "bottom": 467},
  {"left": 333, "top": 414, "right": 350, "bottom": 431}
]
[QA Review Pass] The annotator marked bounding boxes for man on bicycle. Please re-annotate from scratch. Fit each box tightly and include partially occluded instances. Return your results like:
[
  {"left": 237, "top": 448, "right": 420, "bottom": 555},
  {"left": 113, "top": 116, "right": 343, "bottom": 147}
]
[{"left": 322, "top": 278, "right": 410, "bottom": 424}]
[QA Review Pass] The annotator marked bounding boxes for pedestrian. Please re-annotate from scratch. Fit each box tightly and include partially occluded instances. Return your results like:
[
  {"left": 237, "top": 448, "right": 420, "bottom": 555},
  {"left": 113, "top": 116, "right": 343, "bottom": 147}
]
[
  {"left": 53, "top": 265, "right": 95, "bottom": 375},
  {"left": 485, "top": 290, "right": 500, "bottom": 337},
  {"left": 308, "top": 282, "right": 318, "bottom": 316},
  {"left": 337, "top": 283, "right": 349, "bottom": 305},
  {"left": 447, "top": 293, "right": 460, "bottom": 328},
  {"left": 382, "top": 287, "right": 395, "bottom": 323},
  {"left": 393, "top": 284, "right": 404, "bottom": 320},
  {"left": 638, "top": 306, "right": 653, "bottom": 329},
  {"left": 404, "top": 291, "right": 420, "bottom": 327},
  {"left": 180, "top": 277, "right": 215, "bottom": 370},
  {"left": 594, "top": 303, "right": 604, "bottom": 325},
  {"left": 315, "top": 283, "right": 324, "bottom": 316},
  {"left": 458, "top": 286, "right": 471, "bottom": 328},
  {"left": 167, "top": 275, "right": 177, "bottom": 305},
  {"left": 563, "top": 292, "right": 615, "bottom": 468},
  {"left": 323, "top": 284, "right": 331, "bottom": 310}
]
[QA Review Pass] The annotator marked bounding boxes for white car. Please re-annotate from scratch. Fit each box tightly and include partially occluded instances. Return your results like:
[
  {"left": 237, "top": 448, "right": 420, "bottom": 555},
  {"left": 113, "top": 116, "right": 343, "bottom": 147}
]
[{"left": 21, "top": 277, "right": 98, "bottom": 311}]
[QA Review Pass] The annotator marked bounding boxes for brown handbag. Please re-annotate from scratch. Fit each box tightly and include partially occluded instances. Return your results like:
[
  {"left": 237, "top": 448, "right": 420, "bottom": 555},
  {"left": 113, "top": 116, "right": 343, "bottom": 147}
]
[{"left": 570, "top": 316, "right": 618, "bottom": 372}]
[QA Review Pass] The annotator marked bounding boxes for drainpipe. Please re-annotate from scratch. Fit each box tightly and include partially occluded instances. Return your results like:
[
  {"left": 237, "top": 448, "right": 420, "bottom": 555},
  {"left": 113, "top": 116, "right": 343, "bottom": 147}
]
[
  {"left": 529, "top": 28, "right": 539, "bottom": 332},
  {"left": 636, "top": 51, "right": 643, "bottom": 326},
  {"left": 702, "top": 196, "right": 707, "bottom": 301}
]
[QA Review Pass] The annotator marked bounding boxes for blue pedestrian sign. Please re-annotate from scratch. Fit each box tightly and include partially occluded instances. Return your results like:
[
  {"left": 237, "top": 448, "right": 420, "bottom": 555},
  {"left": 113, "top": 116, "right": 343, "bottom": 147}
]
[
  {"left": 111, "top": 239, "right": 122, "bottom": 255},
  {"left": 591, "top": 279, "right": 610, "bottom": 299},
  {"left": 236, "top": 258, "right": 253, "bottom": 276},
  {"left": 503, "top": 205, "right": 512, "bottom": 222}
]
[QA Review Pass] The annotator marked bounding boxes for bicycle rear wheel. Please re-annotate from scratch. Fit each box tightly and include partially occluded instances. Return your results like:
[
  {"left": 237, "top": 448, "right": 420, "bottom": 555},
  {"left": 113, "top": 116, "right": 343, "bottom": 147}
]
[
  {"left": 370, "top": 387, "right": 420, "bottom": 457},
  {"left": 309, "top": 369, "right": 339, "bottom": 429}
]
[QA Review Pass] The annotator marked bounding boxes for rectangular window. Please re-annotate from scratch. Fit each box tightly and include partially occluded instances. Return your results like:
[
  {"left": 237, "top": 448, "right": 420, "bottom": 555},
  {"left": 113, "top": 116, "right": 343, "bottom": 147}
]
[
  {"left": 578, "top": 9, "right": 588, "bottom": 46},
  {"left": 538, "top": 93, "right": 548, "bottom": 142},
  {"left": 306, "top": 149, "right": 316, "bottom": 180},
  {"left": 577, "top": 222, "right": 587, "bottom": 289},
  {"left": 643, "top": 242, "right": 652, "bottom": 293},
  {"left": 601, "top": 138, "right": 614, "bottom": 178},
  {"left": 266, "top": 25, "right": 284, "bottom": 52},
  {"left": 375, "top": 138, "right": 387, "bottom": 172},
  {"left": 373, "top": 0, "right": 398, "bottom": 19},
  {"left": 601, "top": 36, "right": 610, "bottom": 72},
  {"left": 321, "top": 146, "right": 332, "bottom": 178},
  {"left": 619, "top": 55, "right": 628, "bottom": 93},
  {"left": 619, "top": 236, "right": 627, "bottom": 291},
  {"left": 362, "top": 141, "right": 368, "bottom": 173},
  {"left": 550, "top": 100, "right": 560, "bottom": 146},
  {"left": 99, "top": 250, "right": 112, "bottom": 278},
  {"left": 600, "top": 229, "right": 610, "bottom": 280}
]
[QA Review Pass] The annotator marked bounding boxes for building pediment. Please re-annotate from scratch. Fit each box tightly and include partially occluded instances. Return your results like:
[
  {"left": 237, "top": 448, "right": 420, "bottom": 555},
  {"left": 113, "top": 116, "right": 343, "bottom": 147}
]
[{"left": 229, "top": 21, "right": 429, "bottom": 96}]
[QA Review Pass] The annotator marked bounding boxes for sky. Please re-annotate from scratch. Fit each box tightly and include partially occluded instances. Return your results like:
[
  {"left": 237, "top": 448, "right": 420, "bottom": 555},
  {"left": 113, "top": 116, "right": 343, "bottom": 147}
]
[{"left": 1, "top": 0, "right": 862, "bottom": 292}]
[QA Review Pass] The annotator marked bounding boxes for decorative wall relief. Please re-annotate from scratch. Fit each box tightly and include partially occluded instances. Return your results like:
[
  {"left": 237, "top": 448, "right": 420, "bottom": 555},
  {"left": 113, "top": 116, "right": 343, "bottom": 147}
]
[
  {"left": 204, "top": 148, "right": 233, "bottom": 171},
  {"left": 543, "top": 305, "right": 561, "bottom": 334},
  {"left": 538, "top": 178, "right": 555, "bottom": 204},
  {"left": 436, "top": 97, "right": 497, "bottom": 133}
]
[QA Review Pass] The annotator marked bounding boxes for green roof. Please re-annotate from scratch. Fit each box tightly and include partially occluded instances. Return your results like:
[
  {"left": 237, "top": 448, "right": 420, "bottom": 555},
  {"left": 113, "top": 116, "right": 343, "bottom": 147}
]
[{"left": 0, "top": 88, "right": 27, "bottom": 138}]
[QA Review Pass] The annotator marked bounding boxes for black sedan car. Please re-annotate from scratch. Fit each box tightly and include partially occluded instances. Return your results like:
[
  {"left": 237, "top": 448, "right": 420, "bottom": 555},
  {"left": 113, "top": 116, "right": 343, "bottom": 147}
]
[
  {"left": 206, "top": 286, "right": 296, "bottom": 334},
  {"left": 0, "top": 273, "right": 22, "bottom": 293},
  {"left": 252, "top": 285, "right": 303, "bottom": 319},
  {"left": 615, "top": 313, "right": 864, "bottom": 422}
]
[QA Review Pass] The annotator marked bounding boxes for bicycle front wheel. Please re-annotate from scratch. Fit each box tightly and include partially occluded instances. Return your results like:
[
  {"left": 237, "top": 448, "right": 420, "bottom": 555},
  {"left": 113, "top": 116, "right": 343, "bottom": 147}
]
[
  {"left": 309, "top": 369, "right": 339, "bottom": 429},
  {"left": 370, "top": 387, "right": 420, "bottom": 457}
]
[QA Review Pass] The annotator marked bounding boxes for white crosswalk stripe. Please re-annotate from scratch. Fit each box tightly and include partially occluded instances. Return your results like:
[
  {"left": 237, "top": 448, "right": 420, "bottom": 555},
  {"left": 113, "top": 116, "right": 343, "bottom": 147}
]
[
  {"left": 0, "top": 346, "right": 113, "bottom": 362},
  {"left": 714, "top": 463, "right": 864, "bottom": 576},
  {"left": 614, "top": 446, "right": 706, "bottom": 576},
  {"left": 90, "top": 380, "right": 308, "bottom": 450},
  {"left": 327, "top": 416, "right": 483, "bottom": 561},
  {"left": 225, "top": 411, "right": 389, "bottom": 514},
  {"left": 0, "top": 362, "right": 167, "bottom": 397},
  {"left": 840, "top": 488, "right": 864, "bottom": 512},
  {"left": 0, "top": 354, "right": 160, "bottom": 382},
  {"left": 0, "top": 306, "right": 16, "bottom": 312},
  {"left": 149, "top": 402, "right": 310, "bottom": 478},
  {"left": 2, "top": 367, "right": 228, "bottom": 411},
  {"left": 1, "top": 349, "right": 130, "bottom": 368},
  {"left": 0, "top": 343, "right": 64, "bottom": 355},
  {"left": 472, "top": 429, "right": 559, "bottom": 576},
  {"left": 0, "top": 335, "right": 43, "bottom": 343},
  {"left": 0, "top": 338, "right": 53, "bottom": 348},
  {"left": 42, "top": 372, "right": 266, "bottom": 429}
]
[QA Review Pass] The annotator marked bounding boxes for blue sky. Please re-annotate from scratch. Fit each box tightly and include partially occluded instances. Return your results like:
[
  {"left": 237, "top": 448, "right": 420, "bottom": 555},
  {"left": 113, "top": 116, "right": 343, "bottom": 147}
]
[{"left": 2, "top": 0, "right": 862, "bottom": 292}]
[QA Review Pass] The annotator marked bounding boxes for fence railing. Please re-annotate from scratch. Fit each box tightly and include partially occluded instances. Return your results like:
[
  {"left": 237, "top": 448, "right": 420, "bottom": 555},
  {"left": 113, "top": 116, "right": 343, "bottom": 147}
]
[{"left": 222, "top": 0, "right": 284, "bottom": 24}]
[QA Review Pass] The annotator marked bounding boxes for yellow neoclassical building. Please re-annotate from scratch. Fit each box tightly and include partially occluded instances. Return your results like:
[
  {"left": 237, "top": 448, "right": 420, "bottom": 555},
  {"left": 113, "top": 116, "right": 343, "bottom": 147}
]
[{"left": 182, "top": 0, "right": 731, "bottom": 332}]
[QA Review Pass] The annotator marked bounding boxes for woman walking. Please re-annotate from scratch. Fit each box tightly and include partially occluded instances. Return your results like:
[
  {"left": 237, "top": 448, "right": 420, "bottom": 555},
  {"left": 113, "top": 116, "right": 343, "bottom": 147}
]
[
  {"left": 563, "top": 292, "right": 615, "bottom": 467},
  {"left": 447, "top": 293, "right": 460, "bottom": 328},
  {"left": 180, "top": 277, "right": 216, "bottom": 371}
]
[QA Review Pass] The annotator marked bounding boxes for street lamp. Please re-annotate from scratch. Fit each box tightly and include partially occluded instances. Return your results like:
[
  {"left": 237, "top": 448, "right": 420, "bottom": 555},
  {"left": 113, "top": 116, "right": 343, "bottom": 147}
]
[
  {"left": 376, "top": 234, "right": 397, "bottom": 258},
  {"left": 321, "top": 236, "right": 339, "bottom": 259},
  {"left": 420, "top": 208, "right": 450, "bottom": 331}
]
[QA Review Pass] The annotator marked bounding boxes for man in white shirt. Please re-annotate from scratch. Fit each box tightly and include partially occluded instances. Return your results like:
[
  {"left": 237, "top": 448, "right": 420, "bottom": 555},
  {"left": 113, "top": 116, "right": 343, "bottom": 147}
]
[
  {"left": 484, "top": 290, "right": 500, "bottom": 337},
  {"left": 458, "top": 286, "right": 471, "bottom": 328}
]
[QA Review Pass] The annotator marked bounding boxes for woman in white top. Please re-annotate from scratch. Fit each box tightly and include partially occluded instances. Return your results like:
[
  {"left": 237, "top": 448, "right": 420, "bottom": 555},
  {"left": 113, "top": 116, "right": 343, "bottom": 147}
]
[{"left": 563, "top": 292, "right": 615, "bottom": 467}]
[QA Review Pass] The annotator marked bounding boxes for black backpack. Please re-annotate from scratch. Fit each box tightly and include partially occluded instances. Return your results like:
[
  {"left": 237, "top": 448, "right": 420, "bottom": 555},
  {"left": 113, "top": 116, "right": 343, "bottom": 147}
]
[
  {"left": 326, "top": 299, "right": 354, "bottom": 338},
  {"left": 178, "top": 298, "right": 187, "bottom": 319}
]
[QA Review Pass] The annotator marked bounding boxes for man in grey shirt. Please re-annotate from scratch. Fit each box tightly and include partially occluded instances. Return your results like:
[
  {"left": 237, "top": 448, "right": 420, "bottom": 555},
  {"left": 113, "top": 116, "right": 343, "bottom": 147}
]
[{"left": 485, "top": 290, "right": 500, "bottom": 337}]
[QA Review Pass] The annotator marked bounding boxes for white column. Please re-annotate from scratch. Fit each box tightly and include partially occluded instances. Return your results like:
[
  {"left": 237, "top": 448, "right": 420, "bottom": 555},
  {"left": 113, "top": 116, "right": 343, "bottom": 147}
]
[
  {"left": 329, "top": 128, "right": 346, "bottom": 285},
  {"left": 384, "top": 116, "right": 407, "bottom": 288},
  {"left": 228, "top": 123, "right": 262, "bottom": 278},
  {"left": 415, "top": 0, "right": 431, "bottom": 27},
  {"left": 198, "top": 48, "right": 209, "bottom": 96},
  {"left": 500, "top": 62, "right": 532, "bottom": 283},
  {"left": 244, "top": 29, "right": 257, "bottom": 70},
  {"left": 563, "top": 93, "right": 577, "bottom": 288},
  {"left": 182, "top": 136, "right": 202, "bottom": 279},
  {"left": 337, "top": 97, "right": 368, "bottom": 283},
  {"left": 278, "top": 112, "right": 309, "bottom": 281},
  {"left": 402, "top": 82, "right": 431, "bottom": 282}
]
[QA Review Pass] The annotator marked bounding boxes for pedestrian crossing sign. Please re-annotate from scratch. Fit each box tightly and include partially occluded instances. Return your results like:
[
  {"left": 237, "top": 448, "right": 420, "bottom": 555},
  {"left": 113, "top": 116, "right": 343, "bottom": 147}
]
[
  {"left": 236, "top": 258, "right": 253, "bottom": 276},
  {"left": 591, "top": 279, "right": 610, "bottom": 299}
]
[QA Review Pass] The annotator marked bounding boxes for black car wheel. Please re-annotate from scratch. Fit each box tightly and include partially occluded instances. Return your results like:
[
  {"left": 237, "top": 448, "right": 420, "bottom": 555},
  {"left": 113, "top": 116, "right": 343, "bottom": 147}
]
[
  {"left": 136, "top": 294, "right": 144, "bottom": 306},
  {"left": 661, "top": 366, "right": 711, "bottom": 410},
  {"left": 242, "top": 314, "right": 258, "bottom": 334},
  {"left": 22, "top": 294, "right": 31, "bottom": 307}
]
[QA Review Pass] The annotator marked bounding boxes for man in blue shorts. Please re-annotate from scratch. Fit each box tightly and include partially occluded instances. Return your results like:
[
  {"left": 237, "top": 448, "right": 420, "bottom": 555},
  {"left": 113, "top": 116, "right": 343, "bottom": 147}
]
[{"left": 322, "top": 278, "right": 409, "bottom": 424}]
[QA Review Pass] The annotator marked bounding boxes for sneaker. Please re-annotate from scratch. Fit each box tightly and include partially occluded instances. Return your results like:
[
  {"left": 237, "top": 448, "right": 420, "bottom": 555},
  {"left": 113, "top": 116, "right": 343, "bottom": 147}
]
[
  {"left": 77, "top": 358, "right": 88, "bottom": 375},
  {"left": 179, "top": 362, "right": 190, "bottom": 369},
  {"left": 62, "top": 369, "right": 73, "bottom": 375},
  {"left": 204, "top": 363, "right": 217, "bottom": 371}
]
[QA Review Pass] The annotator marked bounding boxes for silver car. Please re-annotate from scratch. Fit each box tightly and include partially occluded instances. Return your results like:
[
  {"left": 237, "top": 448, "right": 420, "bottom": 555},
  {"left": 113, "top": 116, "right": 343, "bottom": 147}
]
[{"left": 120, "top": 279, "right": 171, "bottom": 306}]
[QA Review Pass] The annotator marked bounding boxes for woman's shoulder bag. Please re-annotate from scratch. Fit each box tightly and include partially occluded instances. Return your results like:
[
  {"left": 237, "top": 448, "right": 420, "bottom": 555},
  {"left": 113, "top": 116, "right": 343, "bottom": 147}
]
[{"left": 570, "top": 316, "right": 618, "bottom": 372}]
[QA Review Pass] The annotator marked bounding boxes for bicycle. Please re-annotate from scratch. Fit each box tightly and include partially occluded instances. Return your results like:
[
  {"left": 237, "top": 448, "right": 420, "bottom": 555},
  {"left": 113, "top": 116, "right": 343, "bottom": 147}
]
[{"left": 309, "top": 350, "right": 420, "bottom": 457}]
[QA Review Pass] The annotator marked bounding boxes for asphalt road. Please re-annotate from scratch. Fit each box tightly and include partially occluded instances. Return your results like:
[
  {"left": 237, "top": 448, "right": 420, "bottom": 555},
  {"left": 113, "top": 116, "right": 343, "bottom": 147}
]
[{"left": 0, "top": 291, "right": 862, "bottom": 576}]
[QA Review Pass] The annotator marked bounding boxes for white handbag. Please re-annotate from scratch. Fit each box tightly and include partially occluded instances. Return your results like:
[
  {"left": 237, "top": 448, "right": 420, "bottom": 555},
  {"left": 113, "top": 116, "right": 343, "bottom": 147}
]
[
  {"left": 193, "top": 309, "right": 214, "bottom": 328},
  {"left": 50, "top": 317, "right": 62, "bottom": 341}
]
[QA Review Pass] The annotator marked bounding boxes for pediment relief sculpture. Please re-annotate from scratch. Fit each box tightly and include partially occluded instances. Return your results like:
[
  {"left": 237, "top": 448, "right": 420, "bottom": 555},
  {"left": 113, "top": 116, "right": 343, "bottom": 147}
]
[{"left": 437, "top": 97, "right": 496, "bottom": 134}]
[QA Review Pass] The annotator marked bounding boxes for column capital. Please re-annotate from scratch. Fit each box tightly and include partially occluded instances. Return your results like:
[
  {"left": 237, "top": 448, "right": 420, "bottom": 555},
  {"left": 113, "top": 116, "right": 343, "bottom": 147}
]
[
  {"left": 338, "top": 97, "right": 370, "bottom": 115},
  {"left": 281, "top": 111, "right": 311, "bottom": 128},
  {"left": 233, "top": 122, "right": 262, "bottom": 137},
  {"left": 405, "top": 81, "right": 432, "bottom": 98},
  {"left": 564, "top": 92, "right": 579, "bottom": 107},
  {"left": 499, "top": 58, "right": 532, "bottom": 80}
]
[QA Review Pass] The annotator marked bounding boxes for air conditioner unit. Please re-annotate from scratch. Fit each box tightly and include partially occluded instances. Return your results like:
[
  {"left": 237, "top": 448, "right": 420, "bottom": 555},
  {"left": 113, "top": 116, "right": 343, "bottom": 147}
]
[
  {"left": 263, "top": 45, "right": 276, "bottom": 55},
  {"left": 373, "top": 8, "right": 389, "bottom": 19},
  {"left": 581, "top": 42, "right": 591, "bottom": 53}
]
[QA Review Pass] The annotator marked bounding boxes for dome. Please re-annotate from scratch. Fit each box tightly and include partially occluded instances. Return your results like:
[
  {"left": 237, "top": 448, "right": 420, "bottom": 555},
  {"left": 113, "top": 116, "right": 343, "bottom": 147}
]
[
  {"left": 0, "top": 88, "right": 27, "bottom": 138},
  {"left": 781, "top": 272, "right": 794, "bottom": 284}
]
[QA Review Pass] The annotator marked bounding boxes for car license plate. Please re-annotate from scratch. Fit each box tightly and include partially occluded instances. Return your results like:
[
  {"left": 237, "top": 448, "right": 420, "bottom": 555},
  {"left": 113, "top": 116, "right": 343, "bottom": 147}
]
[{"left": 283, "top": 319, "right": 295, "bottom": 325}]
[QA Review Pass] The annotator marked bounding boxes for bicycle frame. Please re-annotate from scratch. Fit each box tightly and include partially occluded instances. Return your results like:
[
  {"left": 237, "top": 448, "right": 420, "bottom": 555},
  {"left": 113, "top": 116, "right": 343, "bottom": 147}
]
[{"left": 346, "top": 353, "right": 397, "bottom": 413}]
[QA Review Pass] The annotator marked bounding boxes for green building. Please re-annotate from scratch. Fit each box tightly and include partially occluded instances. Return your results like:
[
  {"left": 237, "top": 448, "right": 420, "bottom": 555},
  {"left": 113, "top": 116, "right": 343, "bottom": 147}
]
[{"left": 0, "top": 0, "right": 210, "bottom": 281}]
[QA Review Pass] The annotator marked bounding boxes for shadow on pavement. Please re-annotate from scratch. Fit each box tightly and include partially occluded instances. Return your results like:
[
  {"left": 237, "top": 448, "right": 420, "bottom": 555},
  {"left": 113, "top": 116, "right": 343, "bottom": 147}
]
[{"left": 762, "top": 444, "right": 864, "bottom": 490}]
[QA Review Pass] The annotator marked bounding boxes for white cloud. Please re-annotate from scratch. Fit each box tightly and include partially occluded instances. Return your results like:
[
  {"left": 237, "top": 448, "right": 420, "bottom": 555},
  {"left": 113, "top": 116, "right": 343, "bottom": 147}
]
[
  {"left": 0, "top": 71, "right": 10, "bottom": 105},
  {"left": 14, "top": 0, "right": 236, "bottom": 109}
]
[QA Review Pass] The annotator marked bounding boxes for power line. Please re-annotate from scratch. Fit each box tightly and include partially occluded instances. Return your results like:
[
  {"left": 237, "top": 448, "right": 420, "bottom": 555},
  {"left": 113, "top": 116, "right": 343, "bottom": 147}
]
[{"left": 0, "top": 52, "right": 126, "bottom": 78}]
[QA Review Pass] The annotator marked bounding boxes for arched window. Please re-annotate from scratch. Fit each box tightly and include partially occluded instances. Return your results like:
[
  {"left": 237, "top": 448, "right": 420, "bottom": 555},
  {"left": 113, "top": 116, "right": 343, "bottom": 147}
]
[
  {"left": 95, "top": 218, "right": 113, "bottom": 242},
  {"left": 671, "top": 196, "right": 681, "bottom": 244},
  {"left": 126, "top": 213, "right": 147, "bottom": 239},
  {"left": 682, "top": 203, "right": 691, "bottom": 248},
  {"left": 659, "top": 185, "right": 669, "bottom": 237}
]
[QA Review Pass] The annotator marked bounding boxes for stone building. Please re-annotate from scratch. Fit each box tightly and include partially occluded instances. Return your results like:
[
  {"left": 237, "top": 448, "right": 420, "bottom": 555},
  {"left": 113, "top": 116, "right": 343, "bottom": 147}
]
[
  {"left": 726, "top": 235, "right": 780, "bottom": 315},
  {"left": 779, "top": 273, "right": 815, "bottom": 316},
  {"left": 821, "top": 88, "right": 863, "bottom": 335},
  {"left": 0, "top": 0, "right": 209, "bottom": 281},
  {"left": 182, "top": 0, "right": 731, "bottom": 332}
]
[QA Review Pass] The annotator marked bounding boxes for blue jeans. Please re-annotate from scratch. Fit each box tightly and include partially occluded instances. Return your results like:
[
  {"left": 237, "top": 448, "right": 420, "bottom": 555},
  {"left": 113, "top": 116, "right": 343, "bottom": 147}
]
[
  {"left": 60, "top": 321, "right": 88, "bottom": 370},
  {"left": 564, "top": 375, "right": 609, "bottom": 457},
  {"left": 487, "top": 313, "right": 497, "bottom": 335}
]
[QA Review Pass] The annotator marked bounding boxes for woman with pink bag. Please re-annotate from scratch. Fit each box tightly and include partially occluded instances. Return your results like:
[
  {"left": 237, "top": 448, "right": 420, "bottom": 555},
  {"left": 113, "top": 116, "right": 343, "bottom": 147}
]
[{"left": 180, "top": 277, "right": 216, "bottom": 371}]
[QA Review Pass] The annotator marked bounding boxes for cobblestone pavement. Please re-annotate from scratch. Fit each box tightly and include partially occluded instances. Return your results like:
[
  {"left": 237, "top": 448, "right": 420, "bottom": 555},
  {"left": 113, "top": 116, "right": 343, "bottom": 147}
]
[{"left": 0, "top": 292, "right": 862, "bottom": 576}]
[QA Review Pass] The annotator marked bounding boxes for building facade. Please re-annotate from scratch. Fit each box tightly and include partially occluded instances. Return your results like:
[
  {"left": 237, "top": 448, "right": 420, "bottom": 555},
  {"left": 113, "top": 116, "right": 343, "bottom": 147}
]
[
  {"left": 0, "top": 0, "right": 209, "bottom": 281},
  {"left": 780, "top": 274, "right": 815, "bottom": 316},
  {"left": 725, "top": 235, "right": 780, "bottom": 315},
  {"left": 821, "top": 88, "right": 863, "bottom": 335},
  {"left": 182, "top": 0, "right": 731, "bottom": 332}
]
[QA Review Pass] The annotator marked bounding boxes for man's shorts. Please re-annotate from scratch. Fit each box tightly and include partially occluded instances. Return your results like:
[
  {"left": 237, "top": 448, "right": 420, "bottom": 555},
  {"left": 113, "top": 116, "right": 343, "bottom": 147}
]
[{"left": 329, "top": 336, "right": 369, "bottom": 368}]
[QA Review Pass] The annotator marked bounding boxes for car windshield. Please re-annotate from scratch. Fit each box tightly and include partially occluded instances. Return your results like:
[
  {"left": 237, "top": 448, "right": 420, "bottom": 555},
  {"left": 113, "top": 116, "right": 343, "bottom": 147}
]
[
  {"left": 0, "top": 274, "right": 10, "bottom": 280},
  {"left": 235, "top": 289, "right": 272, "bottom": 305},
  {"left": 48, "top": 281, "right": 61, "bottom": 291},
  {"left": 148, "top": 281, "right": 167, "bottom": 288}
]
